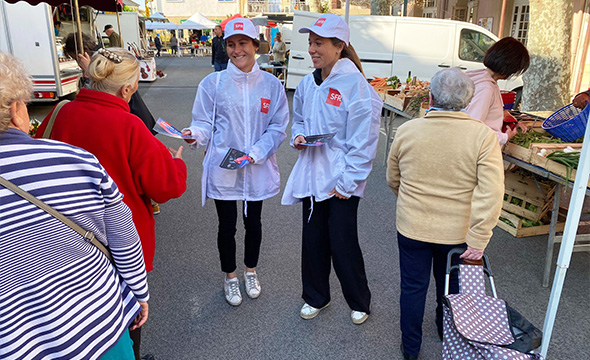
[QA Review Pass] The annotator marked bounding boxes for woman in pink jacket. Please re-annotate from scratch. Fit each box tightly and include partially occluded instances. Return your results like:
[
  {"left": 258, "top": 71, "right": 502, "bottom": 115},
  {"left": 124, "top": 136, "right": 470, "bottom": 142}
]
[{"left": 465, "top": 37, "right": 529, "bottom": 145}]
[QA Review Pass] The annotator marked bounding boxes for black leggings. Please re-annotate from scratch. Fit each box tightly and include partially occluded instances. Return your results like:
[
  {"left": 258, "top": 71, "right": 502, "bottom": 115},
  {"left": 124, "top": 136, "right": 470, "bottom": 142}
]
[{"left": 214, "top": 200, "right": 263, "bottom": 273}]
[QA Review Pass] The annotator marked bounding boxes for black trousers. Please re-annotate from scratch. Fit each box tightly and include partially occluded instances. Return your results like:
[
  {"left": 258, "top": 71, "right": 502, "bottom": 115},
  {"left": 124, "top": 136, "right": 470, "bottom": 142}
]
[
  {"left": 129, "top": 326, "right": 141, "bottom": 360},
  {"left": 301, "top": 196, "right": 371, "bottom": 313},
  {"left": 214, "top": 200, "right": 263, "bottom": 273},
  {"left": 398, "top": 231, "right": 465, "bottom": 355}
]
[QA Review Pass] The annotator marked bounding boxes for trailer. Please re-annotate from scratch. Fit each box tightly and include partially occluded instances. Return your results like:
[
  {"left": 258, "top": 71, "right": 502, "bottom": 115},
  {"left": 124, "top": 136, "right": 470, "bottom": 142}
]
[{"left": 0, "top": 1, "right": 81, "bottom": 101}]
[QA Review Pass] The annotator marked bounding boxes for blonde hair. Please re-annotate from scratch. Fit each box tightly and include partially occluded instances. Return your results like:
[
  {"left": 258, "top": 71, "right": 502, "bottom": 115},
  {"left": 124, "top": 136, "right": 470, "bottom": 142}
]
[
  {"left": 88, "top": 48, "right": 139, "bottom": 95},
  {"left": 330, "top": 39, "right": 364, "bottom": 76},
  {"left": 0, "top": 52, "right": 32, "bottom": 134}
]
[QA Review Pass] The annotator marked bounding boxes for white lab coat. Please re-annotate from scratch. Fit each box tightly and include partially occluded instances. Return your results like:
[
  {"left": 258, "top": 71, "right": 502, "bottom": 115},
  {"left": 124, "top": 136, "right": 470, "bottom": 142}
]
[
  {"left": 186, "top": 61, "right": 289, "bottom": 206},
  {"left": 282, "top": 58, "right": 383, "bottom": 205}
]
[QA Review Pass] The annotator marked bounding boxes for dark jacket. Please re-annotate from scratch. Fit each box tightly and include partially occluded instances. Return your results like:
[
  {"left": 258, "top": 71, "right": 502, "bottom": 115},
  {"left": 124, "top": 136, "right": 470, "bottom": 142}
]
[
  {"left": 211, "top": 35, "right": 228, "bottom": 65},
  {"left": 154, "top": 37, "right": 162, "bottom": 49}
]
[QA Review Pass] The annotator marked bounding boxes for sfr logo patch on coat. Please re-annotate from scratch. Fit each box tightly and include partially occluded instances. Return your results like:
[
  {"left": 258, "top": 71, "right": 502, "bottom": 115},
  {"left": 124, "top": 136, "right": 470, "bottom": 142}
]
[
  {"left": 234, "top": 23, "right": 244, "bottom": 31},
  {"left": 261, "top": 98, "right": 271, "bottom": 114},
  {"left": 326, "top": 88, "right": 342, "bottom": 107}
]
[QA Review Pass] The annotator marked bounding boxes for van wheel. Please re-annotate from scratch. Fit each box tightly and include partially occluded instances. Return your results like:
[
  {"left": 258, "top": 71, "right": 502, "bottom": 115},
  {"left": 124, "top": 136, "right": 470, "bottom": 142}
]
[{"left": 513, "top": 87, "right": 523, "bottom": 111}]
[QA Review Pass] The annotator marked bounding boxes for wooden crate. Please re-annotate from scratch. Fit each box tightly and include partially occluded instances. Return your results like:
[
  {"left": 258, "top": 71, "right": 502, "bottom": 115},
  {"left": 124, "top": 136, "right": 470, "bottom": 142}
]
[
  {"left": 503, "top": 170, "right": 555, "bottom": 221},
  {"left": 503, "top": 142, "right": 533, "bottom": 162},
  {"left": 529, "top": 152, "right": 590, "bottom": 187},
  {"left": 497, "top": 209, "right": 566, "bottom": 238}
]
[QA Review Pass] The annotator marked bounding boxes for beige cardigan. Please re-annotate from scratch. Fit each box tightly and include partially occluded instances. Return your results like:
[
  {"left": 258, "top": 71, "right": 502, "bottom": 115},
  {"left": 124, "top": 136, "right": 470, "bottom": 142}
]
[{"left": 386, "top": 110, "right": 504, "bottom": 250}]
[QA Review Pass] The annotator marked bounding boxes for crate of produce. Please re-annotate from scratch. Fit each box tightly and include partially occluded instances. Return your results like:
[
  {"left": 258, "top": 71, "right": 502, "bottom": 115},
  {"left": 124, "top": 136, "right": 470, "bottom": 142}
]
[
  {"left": 503, "top": 170, "right": 556, "bottom": 221},
  {"left": 497, "top": 209, "right": 566, "bottom": 238}
]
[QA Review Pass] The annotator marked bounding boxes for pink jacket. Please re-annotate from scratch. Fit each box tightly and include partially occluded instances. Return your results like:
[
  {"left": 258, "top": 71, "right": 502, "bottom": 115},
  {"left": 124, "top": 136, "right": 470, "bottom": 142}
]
[{"left": 465, "top": 69, "right": 507, "bottom": 145}]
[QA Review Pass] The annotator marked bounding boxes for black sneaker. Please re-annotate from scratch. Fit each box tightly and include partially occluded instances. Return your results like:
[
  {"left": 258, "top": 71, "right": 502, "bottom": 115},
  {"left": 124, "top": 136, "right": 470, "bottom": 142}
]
[
  {"left": 141, "top": 355, "right": 155, "bottom": 360},
  {"left": 400, "top": 343, "right": 418, "bottom": 360}
]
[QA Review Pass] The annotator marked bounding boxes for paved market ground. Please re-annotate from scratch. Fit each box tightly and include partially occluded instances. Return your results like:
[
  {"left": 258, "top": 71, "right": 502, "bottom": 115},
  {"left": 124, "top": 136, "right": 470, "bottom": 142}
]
[{"left": 29, "top": 56, "right": 590, "bottom": 359}]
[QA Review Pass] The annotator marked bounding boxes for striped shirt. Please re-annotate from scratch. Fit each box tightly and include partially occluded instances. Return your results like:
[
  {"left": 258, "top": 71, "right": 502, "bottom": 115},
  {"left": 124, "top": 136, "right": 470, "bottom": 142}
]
[{"left": 0, "top": 128, "right": 149, "bottom": 360}]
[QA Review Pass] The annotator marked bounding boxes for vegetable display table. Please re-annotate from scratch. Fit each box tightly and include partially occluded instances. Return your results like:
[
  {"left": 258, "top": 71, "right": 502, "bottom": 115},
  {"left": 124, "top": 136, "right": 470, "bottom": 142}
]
[{"left": 381, "top": 103, "right": 413, "bottom": 165}]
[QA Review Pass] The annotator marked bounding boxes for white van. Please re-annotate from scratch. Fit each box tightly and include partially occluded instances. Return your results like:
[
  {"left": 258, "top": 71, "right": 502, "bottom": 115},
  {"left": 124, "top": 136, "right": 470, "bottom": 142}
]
[{"left": 287, "top": 11, "right": 523, "bottom": 97}]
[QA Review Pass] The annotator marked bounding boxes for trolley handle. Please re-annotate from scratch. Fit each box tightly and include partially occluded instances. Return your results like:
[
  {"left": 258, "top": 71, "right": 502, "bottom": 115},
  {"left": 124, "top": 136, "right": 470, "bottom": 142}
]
[{"left": 445, "top": 247, "right": 497, "bottom": 298}]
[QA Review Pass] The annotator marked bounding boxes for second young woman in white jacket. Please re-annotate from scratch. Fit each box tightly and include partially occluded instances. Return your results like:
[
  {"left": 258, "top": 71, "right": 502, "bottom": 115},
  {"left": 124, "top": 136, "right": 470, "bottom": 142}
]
[
  {"left": 183, "top": 18, "right": 289, "bottom": 306},
  {"left": 282, "top": 14, "right": 383, "bottom": 324}
]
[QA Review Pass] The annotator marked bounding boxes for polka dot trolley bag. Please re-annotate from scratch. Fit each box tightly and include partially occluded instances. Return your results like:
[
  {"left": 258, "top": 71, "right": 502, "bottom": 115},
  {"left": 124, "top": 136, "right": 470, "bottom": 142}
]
[{"left": 442, "top": 249, "right": 544, "bottom": 360}]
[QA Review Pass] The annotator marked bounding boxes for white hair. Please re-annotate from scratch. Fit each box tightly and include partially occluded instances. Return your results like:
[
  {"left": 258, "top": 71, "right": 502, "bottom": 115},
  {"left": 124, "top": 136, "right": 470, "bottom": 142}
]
[
  {"left": 0, "top": 52, "right": 32, "bottom": 133},
  {"left": 430, "top": 68, "right": 474, "bottom": 111}
]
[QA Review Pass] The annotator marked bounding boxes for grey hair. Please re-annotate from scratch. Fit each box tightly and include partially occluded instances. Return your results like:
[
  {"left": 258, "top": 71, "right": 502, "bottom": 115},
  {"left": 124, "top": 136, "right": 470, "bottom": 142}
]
[
  {"left": 430, "top": 67, "right": 474, "bottom": 111},
  {"left": 0, "top": 52, "right": 32, "bottom": 134}
]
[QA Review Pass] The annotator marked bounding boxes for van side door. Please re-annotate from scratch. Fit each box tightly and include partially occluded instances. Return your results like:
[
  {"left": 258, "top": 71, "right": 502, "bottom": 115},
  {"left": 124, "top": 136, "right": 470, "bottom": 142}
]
[
  {"left": 348, "top": 16, "right": 395, "bottom": 80},
  {"left": 392, "top": 19, "right": 455, "bottom": 81}
]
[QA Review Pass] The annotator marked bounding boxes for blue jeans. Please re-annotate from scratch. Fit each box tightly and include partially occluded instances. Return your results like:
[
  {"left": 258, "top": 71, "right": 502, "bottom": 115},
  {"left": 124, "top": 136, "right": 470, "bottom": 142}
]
[
  {"left": 214, "top": 61, "right": 228, "bottom": 72},
  {"left": 398, "top": 231, "right": 465, "bottom": 356}
]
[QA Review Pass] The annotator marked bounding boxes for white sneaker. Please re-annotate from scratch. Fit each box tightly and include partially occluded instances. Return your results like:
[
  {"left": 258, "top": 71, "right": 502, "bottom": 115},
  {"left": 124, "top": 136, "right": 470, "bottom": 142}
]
[
  {"left": 224, "top": 277, "right": 242, "bottom": 306},
  {"left": 244, "top": 271, "right": 261, "bottom": 299},
  {"left": 300, "top": 302, "right": 330, "bottom": 320},
  {"left": 351, "top": 310, "right": 369, "bottom": 325}
]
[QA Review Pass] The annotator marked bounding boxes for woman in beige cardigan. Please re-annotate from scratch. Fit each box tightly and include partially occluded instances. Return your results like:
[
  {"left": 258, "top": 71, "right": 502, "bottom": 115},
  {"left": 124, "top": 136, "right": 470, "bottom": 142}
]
[{"left": 386, "top": 67, "right": 504, "bottom": 360}]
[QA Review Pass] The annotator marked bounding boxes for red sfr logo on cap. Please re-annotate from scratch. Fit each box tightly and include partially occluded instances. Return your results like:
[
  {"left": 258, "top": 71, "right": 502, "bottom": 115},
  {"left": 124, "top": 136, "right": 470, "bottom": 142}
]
[
  {"left": 234, "top": 22, "right": 244, "bottom": 31},
  {"left": 326, "top": 88, "right": 342, "bottom": 107},
  {"left": 261, "top": 98, "right": 271, "bottom": 114},
  {"left": 314, "top": 18, "right": 326, "bottom": 27}
]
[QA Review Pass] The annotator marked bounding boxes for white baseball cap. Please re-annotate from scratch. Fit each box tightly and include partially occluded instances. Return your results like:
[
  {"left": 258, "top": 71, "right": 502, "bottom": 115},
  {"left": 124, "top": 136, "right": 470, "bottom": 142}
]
[
  {"left": 298, "top": 14, "right": 350, "bottom": 45},
  {"left": 224, "top": 18, "right": 257, "bottom": 40}
]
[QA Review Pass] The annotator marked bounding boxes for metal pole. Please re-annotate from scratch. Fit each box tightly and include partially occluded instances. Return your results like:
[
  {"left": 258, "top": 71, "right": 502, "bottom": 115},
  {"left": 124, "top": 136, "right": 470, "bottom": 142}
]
[
  {"left": 540, "top": 106, "right": 590, "bottom": 357},
  {"left": 73, "top": 0, "right": 83, "bottom": 54},
  {"left": 344, "top": 0, "right": 350, "bottom": 24},
  {"left": 498, "top": 0, "right": 507, "bottom": 37},
  {"left": 116, "top": 10, "right": 124, "bottom": 46},
  {"left": 403, "top": 0, "right": 408, "bottom": 16}
]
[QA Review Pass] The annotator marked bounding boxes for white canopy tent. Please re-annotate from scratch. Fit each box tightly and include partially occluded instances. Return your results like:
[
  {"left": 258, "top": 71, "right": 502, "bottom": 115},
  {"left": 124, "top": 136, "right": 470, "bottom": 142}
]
[
  {"left": 186, "top": 12, "right": 217, "bottom": 29},
  {"left": 147, "top": 12, "right": 169, "bottom": 22},
  {"left": 540, "top": 118, "right": 590, "bottom": 357},
  {"left": 145, "top": 19, "right": 216, "bottom": 31}
]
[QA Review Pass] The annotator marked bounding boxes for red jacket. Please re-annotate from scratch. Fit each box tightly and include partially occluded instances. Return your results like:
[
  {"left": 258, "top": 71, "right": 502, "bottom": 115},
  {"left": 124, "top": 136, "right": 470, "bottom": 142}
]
[{"left": 36, "top": 89, "right": 187, "bottom": 271}]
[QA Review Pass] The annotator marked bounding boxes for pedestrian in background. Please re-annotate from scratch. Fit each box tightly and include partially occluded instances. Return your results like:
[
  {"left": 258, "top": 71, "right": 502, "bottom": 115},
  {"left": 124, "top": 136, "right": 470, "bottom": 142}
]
[
  {"left": 386, "top": 68, "right": 504, "bottom": 360},
  {"left": 0, "top": 51, "right": 149, "bottom": 360},
  {"left": 104, "top": 24, "right": 122, "bottom": 47},
  {"left": 282, "top": 14, "right": 382, "bottom": 325},
  {"left": 36, "top": 48, "right": 187, "bottom": 360},
  {"left": 465, "top": 37, "right": 530, "bottom": 145},
  {"left": 211, "top": 25, "right": 229, "bottom": 71},
  {"left": 257, "top": 33, "right": 270, "bottom": 54},
  {"left": 54, "top": 20, "right": 61, "bottom": 36},
  {"left": 154, "top": 34, "right": 162, "bottom": 57},
  {"left": 271, "top": 32, "right": 287, "bottom": 77},
  {"left": 170, "top": 32, "right": 178, "bottom": 55},
  {"left": 183, "top": 18, "right": 289, "bottom": 307}
]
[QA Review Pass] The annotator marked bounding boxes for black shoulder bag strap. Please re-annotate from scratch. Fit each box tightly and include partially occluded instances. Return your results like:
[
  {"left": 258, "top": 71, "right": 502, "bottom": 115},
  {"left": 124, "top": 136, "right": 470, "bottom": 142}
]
[{"left": 0, "top": 175, "right": 114, "bottom": 263}]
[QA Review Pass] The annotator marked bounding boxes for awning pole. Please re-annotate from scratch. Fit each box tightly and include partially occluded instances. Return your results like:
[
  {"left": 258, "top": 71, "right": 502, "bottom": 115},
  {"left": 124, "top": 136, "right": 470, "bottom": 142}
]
[
  {"left": 116, "top": 10, "right": 124, "bottom": 46},
  {"left": 73, "top": 0, "right": 83, "bottom": 54}
]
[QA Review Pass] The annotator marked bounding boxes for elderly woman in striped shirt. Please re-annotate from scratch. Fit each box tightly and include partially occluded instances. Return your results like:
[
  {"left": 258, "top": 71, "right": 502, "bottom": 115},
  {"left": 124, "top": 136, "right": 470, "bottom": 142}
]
[{"left": 0, "top": 52, "right": 149, "bottom": 360}]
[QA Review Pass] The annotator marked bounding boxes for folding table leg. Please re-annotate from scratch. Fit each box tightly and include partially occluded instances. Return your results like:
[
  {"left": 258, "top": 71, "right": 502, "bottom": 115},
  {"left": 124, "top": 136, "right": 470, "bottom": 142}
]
[{"left": 543, "top": 183, "right": 562, "bottom": 287}]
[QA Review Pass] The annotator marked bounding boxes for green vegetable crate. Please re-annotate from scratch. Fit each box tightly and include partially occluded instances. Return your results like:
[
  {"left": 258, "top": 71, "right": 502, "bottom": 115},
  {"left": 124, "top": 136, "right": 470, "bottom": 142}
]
[
  {"left": 497, "top": 209, "right": 566, "bottom": 238},
  {"left": 503, "top": 170, "right": 556, "bottom": 222}
]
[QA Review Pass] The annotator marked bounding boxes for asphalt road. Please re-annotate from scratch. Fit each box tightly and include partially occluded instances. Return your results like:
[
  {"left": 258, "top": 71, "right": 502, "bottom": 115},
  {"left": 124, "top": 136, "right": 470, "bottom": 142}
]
[{"left": 27, "top": 56, "right": 590, "bottom": 360}]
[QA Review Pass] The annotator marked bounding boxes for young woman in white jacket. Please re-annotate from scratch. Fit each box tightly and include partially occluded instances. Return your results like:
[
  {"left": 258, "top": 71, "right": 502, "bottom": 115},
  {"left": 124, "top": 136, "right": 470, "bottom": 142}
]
[
  {"left": 183, "top": 18, "right": 289, "bottom": 306},
  {"left": 281, "top": 14, "right": 383, "bottom": 324}
]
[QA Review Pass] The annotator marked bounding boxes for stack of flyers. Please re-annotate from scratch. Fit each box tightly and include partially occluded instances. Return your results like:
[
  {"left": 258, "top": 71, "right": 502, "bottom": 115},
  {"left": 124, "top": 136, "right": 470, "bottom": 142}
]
[
  {"left": 301, "top": 133, "right": 336, "bottom": 147},
  {"left": 153, "top": 118, "right": 194, "bottom": 139},
  {"left": 220, "top": 148, "right": 250, "bottom": 170}
]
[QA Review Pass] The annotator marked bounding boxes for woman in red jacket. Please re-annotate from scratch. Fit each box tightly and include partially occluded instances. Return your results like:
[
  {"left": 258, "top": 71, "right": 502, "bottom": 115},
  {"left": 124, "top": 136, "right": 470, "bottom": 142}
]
[{"left": 36, "top": 48, "right": 187, "bottom": 360}]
